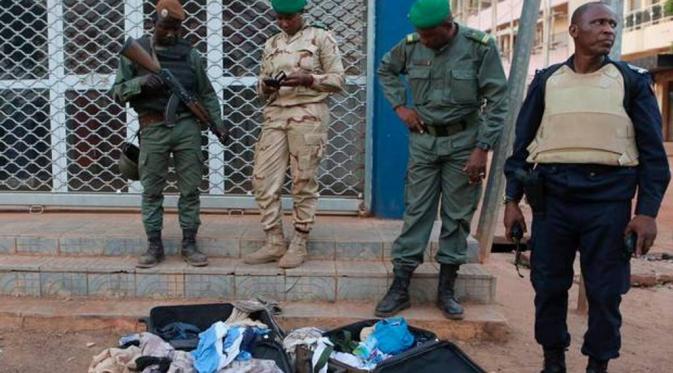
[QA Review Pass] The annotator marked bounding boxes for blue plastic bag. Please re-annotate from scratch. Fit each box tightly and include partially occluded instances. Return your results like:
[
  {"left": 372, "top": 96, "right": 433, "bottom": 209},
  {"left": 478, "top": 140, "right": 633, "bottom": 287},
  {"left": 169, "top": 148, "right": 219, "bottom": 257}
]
[{"left": 372, "top": 317, "right": 415, "bottom": 355}]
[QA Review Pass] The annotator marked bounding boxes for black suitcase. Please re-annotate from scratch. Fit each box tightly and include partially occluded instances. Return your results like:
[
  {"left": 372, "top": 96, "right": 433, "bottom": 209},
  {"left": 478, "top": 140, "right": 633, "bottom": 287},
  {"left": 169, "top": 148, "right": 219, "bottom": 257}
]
[
  {"left": 322, "top": 319, "right": 438, "bottom": 373},
  {"left": 369, "top": 340, "right": 486, "bottom": 373},
  {"left": 140, "top": 303, "right": 292, "bottom": 372}
]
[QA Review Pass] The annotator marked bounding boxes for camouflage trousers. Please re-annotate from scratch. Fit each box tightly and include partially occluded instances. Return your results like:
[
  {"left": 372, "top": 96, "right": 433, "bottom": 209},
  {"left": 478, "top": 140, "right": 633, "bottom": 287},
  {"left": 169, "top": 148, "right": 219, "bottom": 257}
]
[
  {"left": 253, "top": 102, "right": 329, "bottom": 232},
  {"left": 138, "top": 117, "right": 204, "bottom": 234}
]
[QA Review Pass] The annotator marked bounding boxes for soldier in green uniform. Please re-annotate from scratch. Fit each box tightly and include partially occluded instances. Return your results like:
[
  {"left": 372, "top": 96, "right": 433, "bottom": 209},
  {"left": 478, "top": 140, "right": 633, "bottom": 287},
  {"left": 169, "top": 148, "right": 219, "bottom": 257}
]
[
  {"left": 375, "top": 0, "right": 508, "bottom": 319},
  {"left": 112, "top": 0, "right": 226, "bottom": 268}
]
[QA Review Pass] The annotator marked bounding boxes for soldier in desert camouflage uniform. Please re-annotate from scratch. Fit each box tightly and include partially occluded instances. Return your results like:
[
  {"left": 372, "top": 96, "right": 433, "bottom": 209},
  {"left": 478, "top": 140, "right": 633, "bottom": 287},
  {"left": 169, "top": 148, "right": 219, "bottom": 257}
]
[{"left": 243, "top": 0, "right": 345, "bottom": 268}]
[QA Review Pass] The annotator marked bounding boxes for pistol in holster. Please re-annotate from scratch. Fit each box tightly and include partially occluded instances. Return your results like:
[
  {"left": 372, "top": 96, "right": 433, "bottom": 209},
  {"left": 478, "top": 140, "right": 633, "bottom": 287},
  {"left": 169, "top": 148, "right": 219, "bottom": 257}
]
[{"left": 515, "top": 168, "right": 546, "bottom": 215}]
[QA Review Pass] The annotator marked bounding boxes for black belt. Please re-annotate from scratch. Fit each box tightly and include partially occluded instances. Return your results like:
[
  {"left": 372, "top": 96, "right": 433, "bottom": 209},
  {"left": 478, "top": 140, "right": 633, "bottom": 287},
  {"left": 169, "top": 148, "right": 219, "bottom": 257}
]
[
  {"left": 538, "top": 163, "right": 628, "bottom": 175},
  {"left": 424, "top": 121, "right": 467, "bottom": 137}
]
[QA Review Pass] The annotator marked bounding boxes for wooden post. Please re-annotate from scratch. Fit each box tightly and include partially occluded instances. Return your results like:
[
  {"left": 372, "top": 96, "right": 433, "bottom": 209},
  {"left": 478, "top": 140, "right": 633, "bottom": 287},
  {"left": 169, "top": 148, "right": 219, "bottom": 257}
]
[{"left": 476, "top": 0, "right": 542, "bottom": 261}]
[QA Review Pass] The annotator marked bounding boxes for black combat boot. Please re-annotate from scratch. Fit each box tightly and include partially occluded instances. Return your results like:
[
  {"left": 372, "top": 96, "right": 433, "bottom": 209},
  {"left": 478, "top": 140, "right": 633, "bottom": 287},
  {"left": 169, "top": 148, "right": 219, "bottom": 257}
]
[
  {"left": 541, "top": 348, "right": 567, "bottom": 373},
  {"left": 437, "top": 264, "right": 464, "bottom": 320},
  {"left": 181, "top": 228, "right": 208, "bottom": 267},
  {"left": 137, "top": 231, "right": 165, "bottom": 268},
  {"left": 586, "top": 357, "right": 608, "bottom": 373},
  {"left": 375, "top": 266, "right": 413, "bottom": 317}
]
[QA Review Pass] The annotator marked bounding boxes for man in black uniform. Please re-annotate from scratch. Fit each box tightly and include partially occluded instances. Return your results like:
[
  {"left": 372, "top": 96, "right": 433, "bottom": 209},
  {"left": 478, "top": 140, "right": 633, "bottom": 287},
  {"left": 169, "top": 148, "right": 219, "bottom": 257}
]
[{"left": 504, "top": 3, "right": 670, "bottom": 373}]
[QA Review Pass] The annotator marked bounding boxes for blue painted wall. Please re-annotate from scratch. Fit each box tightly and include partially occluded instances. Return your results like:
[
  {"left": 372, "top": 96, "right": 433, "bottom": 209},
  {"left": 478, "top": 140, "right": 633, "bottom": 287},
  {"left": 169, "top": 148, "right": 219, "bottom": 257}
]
[{"left": 371, "top": 0, "right": 416, "bottom": 218}]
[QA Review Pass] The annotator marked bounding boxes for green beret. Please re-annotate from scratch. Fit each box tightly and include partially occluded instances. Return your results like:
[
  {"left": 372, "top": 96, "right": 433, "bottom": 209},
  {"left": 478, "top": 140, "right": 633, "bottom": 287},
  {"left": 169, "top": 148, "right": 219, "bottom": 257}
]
[
  {"left": 271, "top": 0, "right": 307, "bottom": 14},
  {"left": 409, "top": 0, "right": 452, "bottom": 29}
]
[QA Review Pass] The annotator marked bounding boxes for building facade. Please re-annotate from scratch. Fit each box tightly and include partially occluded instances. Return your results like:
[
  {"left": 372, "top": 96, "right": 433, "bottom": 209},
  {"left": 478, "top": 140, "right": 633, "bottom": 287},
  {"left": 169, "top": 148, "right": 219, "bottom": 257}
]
[{"left": 458, "top": 0, "right": 673, "bottom": 141}]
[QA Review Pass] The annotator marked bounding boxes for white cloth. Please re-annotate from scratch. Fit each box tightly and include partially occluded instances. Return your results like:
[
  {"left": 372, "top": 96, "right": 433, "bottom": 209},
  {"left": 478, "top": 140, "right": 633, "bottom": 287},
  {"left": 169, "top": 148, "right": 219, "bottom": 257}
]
[{"left": 311, "top": 337, "right": 334, "bottom": 373}]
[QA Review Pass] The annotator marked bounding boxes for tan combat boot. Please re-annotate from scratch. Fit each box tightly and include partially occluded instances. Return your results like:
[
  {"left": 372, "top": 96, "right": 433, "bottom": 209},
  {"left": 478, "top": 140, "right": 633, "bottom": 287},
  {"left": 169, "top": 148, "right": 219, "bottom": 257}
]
[
  {"left": 278, "top": 230, "right": 309, "bottom": 269},
  {"left": 243, "top": 225, "right": 287, "bottom": 264}
]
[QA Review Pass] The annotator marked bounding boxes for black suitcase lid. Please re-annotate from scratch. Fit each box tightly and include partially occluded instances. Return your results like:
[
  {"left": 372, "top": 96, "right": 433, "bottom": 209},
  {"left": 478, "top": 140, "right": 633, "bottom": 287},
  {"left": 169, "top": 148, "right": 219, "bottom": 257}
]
[
  {"left": 373, "top": 340, "right": 486, "bottom": 373},
  {"left": 143, "top": 303, "right": 285, "bottom": 350},
  {"left": 324, "top": 319, "right": 439, "bottom": 373}
]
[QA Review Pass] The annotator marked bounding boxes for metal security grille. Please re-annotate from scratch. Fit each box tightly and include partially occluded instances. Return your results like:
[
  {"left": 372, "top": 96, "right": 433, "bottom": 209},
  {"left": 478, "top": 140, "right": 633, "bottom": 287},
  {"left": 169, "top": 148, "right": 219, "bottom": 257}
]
[{"left": 0, "top": 0, "right": 370, "bottom": 212}]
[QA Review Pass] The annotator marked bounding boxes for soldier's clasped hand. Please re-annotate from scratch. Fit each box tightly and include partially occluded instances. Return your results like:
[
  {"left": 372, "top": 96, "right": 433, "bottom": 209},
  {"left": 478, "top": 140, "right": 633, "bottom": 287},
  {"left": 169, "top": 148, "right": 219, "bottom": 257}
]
[
  {"left": 281, "top": 72, "right": 314, "bottom": 87},
  {"left": 395, "top": 106, "right": 427, "bottom": 133},
  {"left": 140, "top": 74, "right": 164, "bottom": 92}
]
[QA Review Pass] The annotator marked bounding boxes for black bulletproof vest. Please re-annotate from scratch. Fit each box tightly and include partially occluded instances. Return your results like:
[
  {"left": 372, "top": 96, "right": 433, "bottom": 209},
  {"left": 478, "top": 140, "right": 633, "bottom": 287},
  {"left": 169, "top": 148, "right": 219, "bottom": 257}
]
[{"left": 129, "top": 35, "right": 196, "bottom": 115}]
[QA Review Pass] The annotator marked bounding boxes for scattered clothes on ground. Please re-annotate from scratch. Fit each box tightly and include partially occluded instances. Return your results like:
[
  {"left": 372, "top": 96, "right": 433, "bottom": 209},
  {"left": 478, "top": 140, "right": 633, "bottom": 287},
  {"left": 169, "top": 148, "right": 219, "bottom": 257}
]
[
  {"left": 88, "top": 345, "right": 141, "bottom": 373},
  {"left": 282, "top": 327, "right": 324, "bottom": 364},
  {"left": 136, "top": 332, "right": 195, "bottom": 373},
  {"left": 119, "top": 334, "right": 141, "bottom": 349},
  {"left": 217, "top": 359, "right": 283, "bottom": 373}
]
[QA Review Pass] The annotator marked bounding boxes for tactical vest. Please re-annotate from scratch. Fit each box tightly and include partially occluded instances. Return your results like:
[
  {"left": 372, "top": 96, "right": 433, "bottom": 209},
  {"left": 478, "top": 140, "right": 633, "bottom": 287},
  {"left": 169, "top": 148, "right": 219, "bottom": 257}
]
[
  {"left": 129, "top": 35, "right": 196, "bottom": 115},
  {"left": 526, "top": 63, "right": 639, "bottom": 166}
]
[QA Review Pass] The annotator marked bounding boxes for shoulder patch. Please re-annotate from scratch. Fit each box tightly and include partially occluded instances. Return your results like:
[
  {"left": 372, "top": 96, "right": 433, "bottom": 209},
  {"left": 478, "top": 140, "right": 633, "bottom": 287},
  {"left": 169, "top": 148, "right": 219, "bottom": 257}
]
[
  {"left": 626, "top": 63, "right": 648, "bottom": 75},
  {"left": 405, "top": 33, "right": 420, "bottom": 44},
  {"left": 310, "top": 22, "right": 329, "bottom": 31},
  {"left": 465, "top": 29, "right": 492, "bottom": 45}
]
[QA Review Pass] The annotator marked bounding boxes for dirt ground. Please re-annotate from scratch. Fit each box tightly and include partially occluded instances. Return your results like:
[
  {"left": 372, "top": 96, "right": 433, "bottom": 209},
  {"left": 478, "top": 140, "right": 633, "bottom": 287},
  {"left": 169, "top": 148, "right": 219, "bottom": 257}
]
[{"left": 0, "top": 254, "right": 670, "bottom": 372}]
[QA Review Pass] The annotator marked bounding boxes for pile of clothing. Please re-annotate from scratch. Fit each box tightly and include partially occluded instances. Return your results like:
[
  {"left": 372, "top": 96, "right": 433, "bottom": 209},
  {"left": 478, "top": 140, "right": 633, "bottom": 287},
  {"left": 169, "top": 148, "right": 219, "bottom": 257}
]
[
  {"left": 88, "top": 301, "right": 284, "bottom": 373},
  {"left": 282, "top": 317, "right": 419, "bottom": 372},
  {"left": 88, "top": 332, "right": 194, "bottom": 373}
]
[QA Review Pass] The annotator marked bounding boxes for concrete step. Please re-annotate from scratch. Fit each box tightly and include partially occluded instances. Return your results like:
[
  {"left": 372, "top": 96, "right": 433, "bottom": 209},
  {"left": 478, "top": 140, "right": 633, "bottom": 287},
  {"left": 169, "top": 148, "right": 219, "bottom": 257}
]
[
  {"left": 0, "top": 296, "right": 508, "bottom": 342},
  {"left": 0, "top": 213, "right": 481, "bottom": 262},
  {"left": 0, "top": 255, "right": 496, "bottom": 304}
]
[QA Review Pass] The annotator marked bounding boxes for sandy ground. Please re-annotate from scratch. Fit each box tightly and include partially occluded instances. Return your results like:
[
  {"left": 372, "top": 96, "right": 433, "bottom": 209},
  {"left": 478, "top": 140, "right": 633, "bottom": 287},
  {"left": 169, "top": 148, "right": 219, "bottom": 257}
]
[
  {"left": 460, "top": 254, "right": 673, "bottom": 373},
  {"left": 0, "top": 253, "right": 670, "bottom": 372}
]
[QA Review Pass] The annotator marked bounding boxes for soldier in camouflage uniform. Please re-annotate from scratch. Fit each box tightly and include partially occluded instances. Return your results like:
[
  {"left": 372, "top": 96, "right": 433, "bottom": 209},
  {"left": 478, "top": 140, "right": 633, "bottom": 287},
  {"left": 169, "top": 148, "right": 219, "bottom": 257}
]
[
  {"left": 243, "top": 0, "right": 345, "bottom": 269},
  {"left": 375, "top": 0, "right": 508, "bottom": 319},
  {"left": 112, "top": 0, "right": 226, "bottom": 268}
]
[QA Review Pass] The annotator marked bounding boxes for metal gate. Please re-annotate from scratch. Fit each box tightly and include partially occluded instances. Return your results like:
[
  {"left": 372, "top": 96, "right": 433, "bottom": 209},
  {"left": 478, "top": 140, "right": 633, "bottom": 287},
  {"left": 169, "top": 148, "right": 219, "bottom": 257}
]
[{"left": 0, "top": 0, "right": 372, "bottom": 212}]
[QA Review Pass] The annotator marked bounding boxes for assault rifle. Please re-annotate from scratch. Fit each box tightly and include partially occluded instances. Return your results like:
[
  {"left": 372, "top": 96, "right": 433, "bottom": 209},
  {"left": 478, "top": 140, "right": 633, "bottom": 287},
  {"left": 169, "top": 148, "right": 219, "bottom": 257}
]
[{"left": 120, "top": 37, "right": 228, "bottom": 144}]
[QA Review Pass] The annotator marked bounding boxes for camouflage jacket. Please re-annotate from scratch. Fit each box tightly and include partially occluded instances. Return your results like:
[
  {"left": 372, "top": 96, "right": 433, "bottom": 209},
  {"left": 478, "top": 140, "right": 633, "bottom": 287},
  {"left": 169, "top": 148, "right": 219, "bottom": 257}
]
[{"left": 258, "top": 25, "right": 345, "bottom": 107}]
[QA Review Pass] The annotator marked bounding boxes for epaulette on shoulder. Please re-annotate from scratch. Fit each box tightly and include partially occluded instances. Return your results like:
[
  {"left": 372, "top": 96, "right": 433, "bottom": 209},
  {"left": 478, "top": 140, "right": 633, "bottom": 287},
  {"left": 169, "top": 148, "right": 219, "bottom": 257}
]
[
  {"left": 626, "top": 63, "right": 648, "bottom": 75},
  {"left": 309, "top": 22, "right": 330, "bottom": 31},
  {"left": 465, "top": 29, "right": 492, "bottom": 45},
  {"left": 405, "top": 33, "right": 420, "bottom": 44}
]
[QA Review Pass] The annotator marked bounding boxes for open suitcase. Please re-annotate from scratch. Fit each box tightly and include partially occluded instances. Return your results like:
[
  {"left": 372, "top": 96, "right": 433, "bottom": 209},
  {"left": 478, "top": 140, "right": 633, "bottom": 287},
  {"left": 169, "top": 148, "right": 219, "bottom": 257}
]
[
  {"left": 140, "top": 303, "right": 292, "bottom": 372},
  {"left": 322, "top": 320, "right": 485, "bottom": 373}
]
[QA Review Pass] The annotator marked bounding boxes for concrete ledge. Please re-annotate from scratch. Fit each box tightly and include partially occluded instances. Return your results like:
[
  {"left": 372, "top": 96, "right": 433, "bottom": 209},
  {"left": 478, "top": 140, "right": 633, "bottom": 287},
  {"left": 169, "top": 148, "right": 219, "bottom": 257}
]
[
  {"left": 0, "top": 214, "right": 481, "bottom": 263},
  {"left": 0, "top": 255, "right": 496, "bottom": 304},
  {"left": 0, "top": 296, "right": 508, "bottom": 343}
]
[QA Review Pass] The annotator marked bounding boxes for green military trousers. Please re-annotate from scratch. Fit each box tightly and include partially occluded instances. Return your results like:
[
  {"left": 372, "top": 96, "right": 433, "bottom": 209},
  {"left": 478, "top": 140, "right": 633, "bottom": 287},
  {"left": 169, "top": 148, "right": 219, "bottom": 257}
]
[
  {"left": 392, "top": 127, "right": 482, "bottom": 269},
  {"left": 138, "top": 117, "right": 204, "bottom": 234}
]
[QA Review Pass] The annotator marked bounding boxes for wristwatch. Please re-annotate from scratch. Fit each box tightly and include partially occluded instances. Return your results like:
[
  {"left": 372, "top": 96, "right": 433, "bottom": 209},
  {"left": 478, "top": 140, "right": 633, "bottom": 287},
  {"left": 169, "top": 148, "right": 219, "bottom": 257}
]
[{"left": 503, "top": 195, "right": 519, "bottom": 205}]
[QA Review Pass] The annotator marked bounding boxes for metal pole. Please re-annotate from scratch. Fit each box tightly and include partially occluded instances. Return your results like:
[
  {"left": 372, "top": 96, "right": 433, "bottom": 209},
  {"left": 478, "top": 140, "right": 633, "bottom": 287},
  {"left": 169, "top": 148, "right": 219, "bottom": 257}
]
[
  {"left": 606, "top": 0, "right": 624, "bottom": 59},
  {"left": 543, "top": 0, "right": 552, "bottom": 66},
  {"left": 476, "top": 0, "right": 543, "bottom": 261}
]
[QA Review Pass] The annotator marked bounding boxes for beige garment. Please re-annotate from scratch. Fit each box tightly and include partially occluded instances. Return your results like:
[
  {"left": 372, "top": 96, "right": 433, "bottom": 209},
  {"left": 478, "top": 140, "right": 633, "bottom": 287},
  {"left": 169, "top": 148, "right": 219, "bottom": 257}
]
[
  {"left": 253, "top": 102, "right": 330, "bottom": 232},
  {"left": 254, "top": 24, "right": 344, "bottom": 233},
  {"left": 527, "top": 63, "right": 639, "bottom": 166},
  {"left": 138, "top": 332, "right": 195, "bottom": 373},
  {"left": 88, "top": 346, "right": 141, "bottom": 373},
  {"left": 257, "top": 25, "right": 345, "bottom": 107}
]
